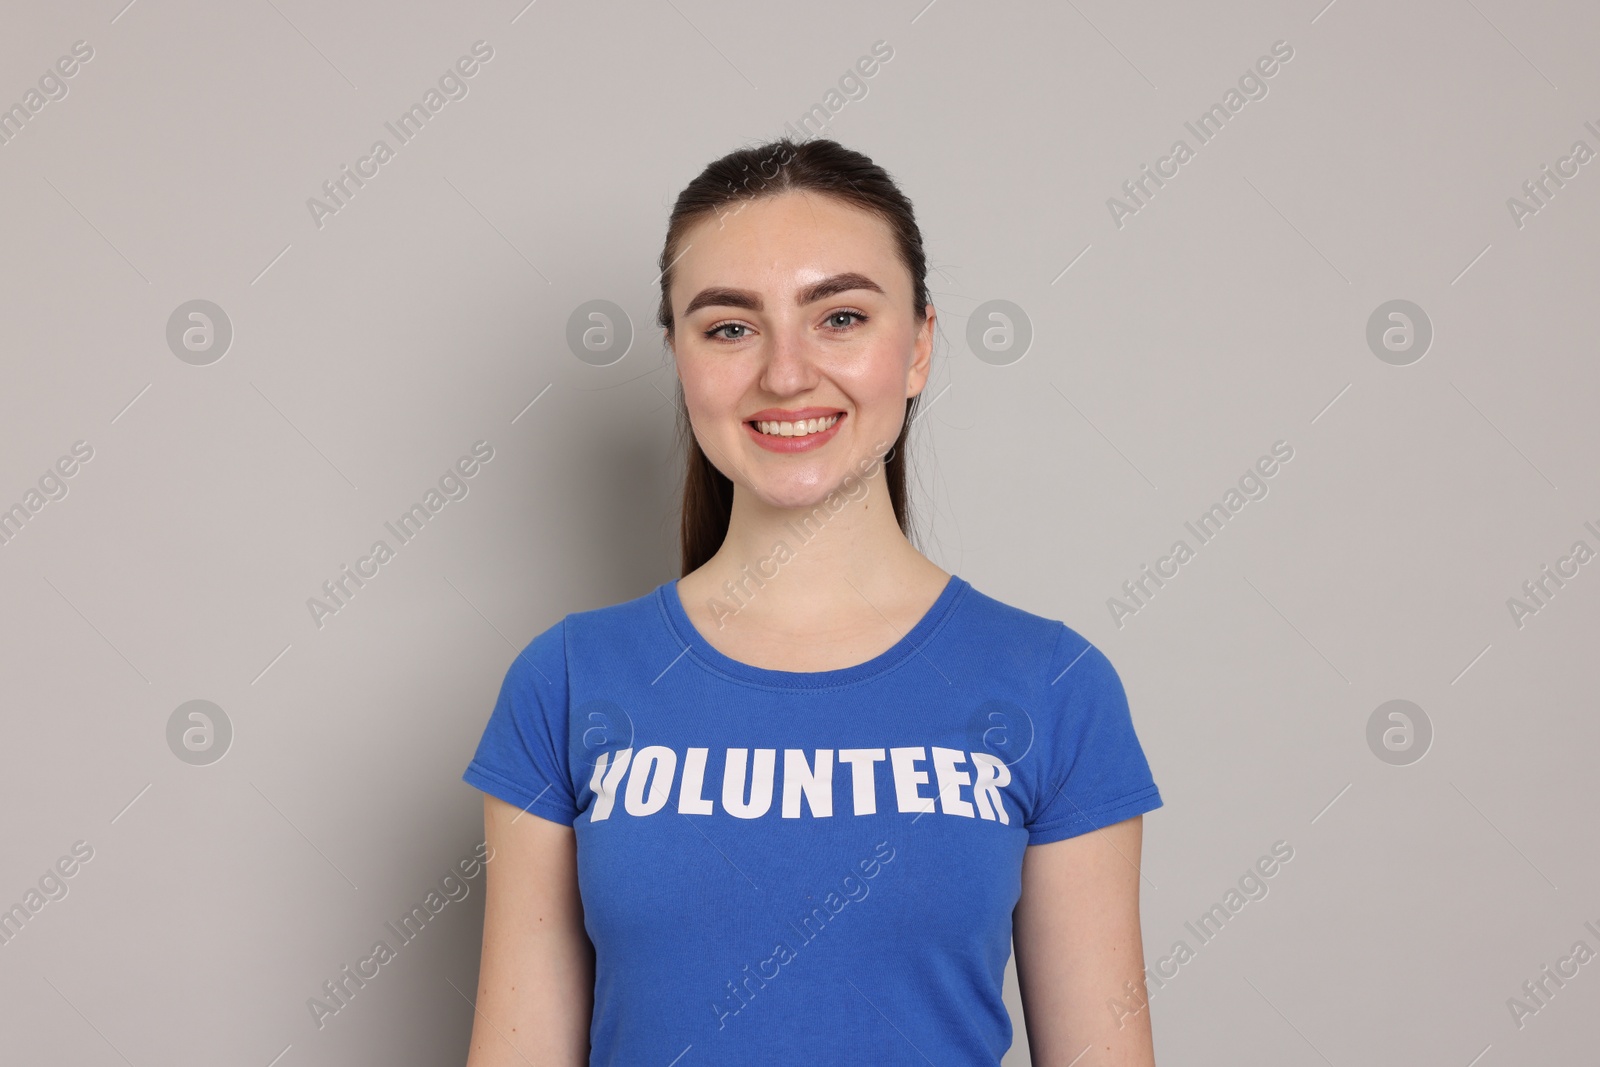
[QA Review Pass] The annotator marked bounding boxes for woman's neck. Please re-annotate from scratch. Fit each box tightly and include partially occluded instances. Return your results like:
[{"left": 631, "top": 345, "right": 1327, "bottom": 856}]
[{"left": 678, "top": 476, "right": 950, "bottom": 653}]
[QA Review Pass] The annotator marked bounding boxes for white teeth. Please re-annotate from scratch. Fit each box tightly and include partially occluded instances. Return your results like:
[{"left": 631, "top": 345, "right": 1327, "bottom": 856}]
[{"left": 755, "top": 414, "right": 840, "bottom": 438}]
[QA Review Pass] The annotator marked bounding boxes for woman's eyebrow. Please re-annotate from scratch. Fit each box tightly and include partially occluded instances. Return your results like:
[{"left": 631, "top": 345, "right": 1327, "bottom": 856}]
[
  {"left": 799, "top": 272, "right": 884, "bottom": 305},
  {"left": 683, "top": 286, "right": 758, "bottom": 316},
  {"left": 682, "top": 272, "right": 884, "bottom": 317}
]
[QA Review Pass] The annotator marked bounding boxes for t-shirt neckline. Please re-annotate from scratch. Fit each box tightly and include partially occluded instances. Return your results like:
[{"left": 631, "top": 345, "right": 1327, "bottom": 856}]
[{"left": 657, "top": 572, "right": 969, "bottom": 690}]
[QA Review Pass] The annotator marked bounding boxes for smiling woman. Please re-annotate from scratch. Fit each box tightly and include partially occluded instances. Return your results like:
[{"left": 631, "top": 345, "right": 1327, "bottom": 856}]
[{"left": 460, "top": 138, "right": 1164, "bottom": 1067}]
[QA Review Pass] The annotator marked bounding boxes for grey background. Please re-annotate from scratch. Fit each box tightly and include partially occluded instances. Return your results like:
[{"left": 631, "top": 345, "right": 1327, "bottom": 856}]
[{"left": 2, "top": 0, "right": 1597, "bottom": 1064}]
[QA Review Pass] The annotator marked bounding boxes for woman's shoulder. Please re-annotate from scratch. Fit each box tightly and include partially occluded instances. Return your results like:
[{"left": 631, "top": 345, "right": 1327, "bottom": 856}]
[
  {"left": 561, "top": 580, "right": 666, "bottom": 629},
  {"left": 505, "top": 580, "right": 672, "bottom": 676},
  {"left": 955, "top": 577, "right": 1118, "bottom": 678},
  {"left": 956, "top": 576, "right": 1088, "bottom": 642}
]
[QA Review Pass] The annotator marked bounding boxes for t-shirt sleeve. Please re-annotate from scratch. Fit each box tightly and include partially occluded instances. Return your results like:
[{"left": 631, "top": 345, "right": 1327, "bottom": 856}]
[
  {"left": 1025, "top": 625, "right": 1163, "bottom": 846},
  {"left": 461, "top": 618, "right": 578, "bottom": 826}
]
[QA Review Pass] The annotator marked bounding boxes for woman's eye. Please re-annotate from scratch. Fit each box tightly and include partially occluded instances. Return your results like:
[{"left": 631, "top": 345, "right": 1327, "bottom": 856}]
[
  {"left": 704, "top": 322, "right": 748, "bottom": 340},
  {"left": 825, "top": 310, "right": 867, "bottom": 330}
]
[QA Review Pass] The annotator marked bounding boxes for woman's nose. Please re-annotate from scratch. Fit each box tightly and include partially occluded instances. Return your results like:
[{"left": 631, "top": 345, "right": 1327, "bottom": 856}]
[{"left": 758, "top": 325, "right": 818, "bottom": 390}]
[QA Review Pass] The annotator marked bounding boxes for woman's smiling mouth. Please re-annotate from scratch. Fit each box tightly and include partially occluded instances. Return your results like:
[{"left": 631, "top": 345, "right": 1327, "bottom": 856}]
[
  {"left": 753, "top": 414, "right": 840, "bottom": 437},
  {"left": 744, "top": 408, "right": 846, "bottom": 452}
]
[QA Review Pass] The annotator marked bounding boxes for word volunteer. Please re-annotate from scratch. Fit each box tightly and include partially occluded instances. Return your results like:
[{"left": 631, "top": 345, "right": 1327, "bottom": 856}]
[{"left": 588, "top": 745, "right": 1016, "bottom": 824}]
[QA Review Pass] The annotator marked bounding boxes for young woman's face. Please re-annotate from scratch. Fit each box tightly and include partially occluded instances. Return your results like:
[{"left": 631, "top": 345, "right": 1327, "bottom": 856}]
[{"left": 668, "top": 190, "right": 933, "bottom": 510}]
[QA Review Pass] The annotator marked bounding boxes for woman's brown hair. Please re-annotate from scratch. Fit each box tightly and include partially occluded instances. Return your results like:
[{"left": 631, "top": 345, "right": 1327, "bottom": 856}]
[{"left": 656, "top": 137, "right": 931, "bottom": 577}]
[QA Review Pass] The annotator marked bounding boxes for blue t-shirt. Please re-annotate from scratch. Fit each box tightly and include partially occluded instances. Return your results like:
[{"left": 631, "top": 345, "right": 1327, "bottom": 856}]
[{"left": 462, "top": 573, "right": 1162, "bottom": 1066}]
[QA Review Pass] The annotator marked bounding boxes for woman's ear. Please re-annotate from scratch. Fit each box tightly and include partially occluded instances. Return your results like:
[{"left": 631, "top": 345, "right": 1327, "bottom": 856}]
[{"left": 907, "top": 304, "right": 935, "bottom": 397}]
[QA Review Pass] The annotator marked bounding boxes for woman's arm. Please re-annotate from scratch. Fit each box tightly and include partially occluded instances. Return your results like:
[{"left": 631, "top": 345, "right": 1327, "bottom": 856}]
[
  {"left": 464, "top": 795, "right": 594, "bottom": 1066},
  {"left": 1012, "top": 814, "right": 1156, "bottom": 1066}
]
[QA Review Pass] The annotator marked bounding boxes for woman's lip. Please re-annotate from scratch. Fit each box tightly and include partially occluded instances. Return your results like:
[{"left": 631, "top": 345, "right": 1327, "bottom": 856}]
[
  {"left": 744, "top": 412, "right": 845, "bottom": 453},
  {"left": 744, "top": 407, "right": 847, "bottom": 422}
]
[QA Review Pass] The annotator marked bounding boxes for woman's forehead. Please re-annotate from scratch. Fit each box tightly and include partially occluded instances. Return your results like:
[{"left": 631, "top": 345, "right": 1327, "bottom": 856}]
[{"left": 674, "top": 195, "right": 903, "bottom": 301}]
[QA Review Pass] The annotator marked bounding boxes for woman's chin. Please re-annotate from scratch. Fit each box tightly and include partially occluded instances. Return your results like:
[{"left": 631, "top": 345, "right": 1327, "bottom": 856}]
[{"left": 747, "top": 479, "right": 845, "bottom": 513}]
